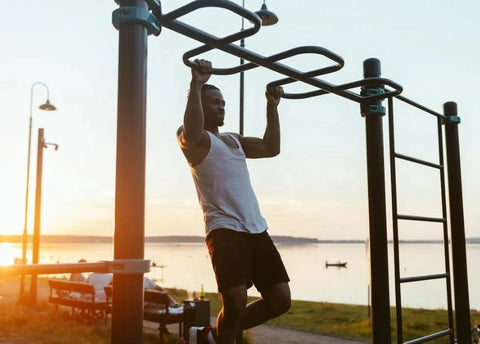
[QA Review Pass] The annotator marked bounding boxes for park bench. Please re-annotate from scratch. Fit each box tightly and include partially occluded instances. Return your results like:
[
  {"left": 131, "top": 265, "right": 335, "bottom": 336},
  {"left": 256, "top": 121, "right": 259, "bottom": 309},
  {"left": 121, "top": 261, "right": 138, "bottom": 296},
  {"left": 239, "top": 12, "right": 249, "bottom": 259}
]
[
  {"left": 104, "top": 285, "right": 186, "bottom": 343},
  {"left": 48, "top": 279, "right": 108, "bottom": 319}
]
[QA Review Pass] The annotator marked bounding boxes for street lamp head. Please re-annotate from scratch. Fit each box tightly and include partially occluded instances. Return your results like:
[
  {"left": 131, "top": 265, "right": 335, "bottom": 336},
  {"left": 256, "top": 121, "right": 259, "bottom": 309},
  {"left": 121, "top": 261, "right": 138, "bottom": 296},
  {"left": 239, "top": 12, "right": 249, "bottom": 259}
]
[
  {"left": 44, "top": 142, "right": 59, "bottom": 151},
  {"left": 39, "top": 99, "right": 56, "bottom": 111},
  {"left": 255, "top": 2, "right": 278, "bottom": 26}
]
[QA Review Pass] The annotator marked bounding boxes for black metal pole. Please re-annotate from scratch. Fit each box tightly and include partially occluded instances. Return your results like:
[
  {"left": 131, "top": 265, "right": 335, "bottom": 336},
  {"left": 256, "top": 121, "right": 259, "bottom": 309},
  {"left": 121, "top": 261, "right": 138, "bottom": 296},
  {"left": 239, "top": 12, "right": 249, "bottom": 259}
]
[
  {"left": 239, "top": 40, "right": 245, "bottom": 136},
  {"left": 443, "top": 101, "right": 471, "bottom": 344},
  {"left": 111, "top": 1, "right": 148, "bottom": 343},
  {"left": 239, "top": 1, "right": 245, "bottom": 137},
  {"left": 361, "top": 58, "right": 391, "bottom": 343},
  {"left": 29, "top": 128, "right": 44, "bottom": 307}
]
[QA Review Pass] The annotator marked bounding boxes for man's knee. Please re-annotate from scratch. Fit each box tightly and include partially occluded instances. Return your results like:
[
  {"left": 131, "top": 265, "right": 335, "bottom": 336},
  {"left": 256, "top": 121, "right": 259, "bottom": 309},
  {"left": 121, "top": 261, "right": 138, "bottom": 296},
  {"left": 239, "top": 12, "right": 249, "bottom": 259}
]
[
  {"left": 262, "top": 282, "right": 291, "bottom": 316},
  {"left": 272, "top": 292, "right": 291, "bottom": 316},
  {"left": 223, "top": 301, "right": 246, "bottom": 319},
  {"left": 221, "top": 285, "right": 247, "bottom": 319}
]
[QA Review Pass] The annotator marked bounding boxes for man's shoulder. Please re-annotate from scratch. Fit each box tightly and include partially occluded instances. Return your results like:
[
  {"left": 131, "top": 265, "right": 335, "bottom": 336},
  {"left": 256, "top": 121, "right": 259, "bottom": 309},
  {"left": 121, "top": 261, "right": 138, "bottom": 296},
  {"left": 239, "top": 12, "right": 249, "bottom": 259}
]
[
  {"left": 176, "top": 126, "right": 183, "bottom": 137},
  {"left": 177, "top": 128, "right": 212, "bottom": 166}
]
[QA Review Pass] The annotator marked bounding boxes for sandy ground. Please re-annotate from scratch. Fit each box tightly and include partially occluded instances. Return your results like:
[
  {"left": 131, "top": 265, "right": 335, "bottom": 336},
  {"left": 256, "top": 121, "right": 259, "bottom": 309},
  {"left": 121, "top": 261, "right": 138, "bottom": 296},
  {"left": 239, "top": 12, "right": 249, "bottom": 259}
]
[{"left": 0, "top": 278, "right": 367, "bottom": 344}]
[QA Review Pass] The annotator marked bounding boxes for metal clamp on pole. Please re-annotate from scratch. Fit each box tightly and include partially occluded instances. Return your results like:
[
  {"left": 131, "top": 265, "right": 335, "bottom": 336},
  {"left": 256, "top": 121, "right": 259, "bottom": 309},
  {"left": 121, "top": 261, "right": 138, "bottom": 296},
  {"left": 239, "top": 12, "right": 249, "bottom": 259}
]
[
  {"left": 112, "top": 2, "right": 161, "bottom": 36},
  {"left": 360, "top": 58, "right": 386, "bottom": 117},
  {"left": 360, "top": 88, "right": 386, "bottom": 117},
  {"left": 103, "top": 259, "right": 151, "bottom": 274},
  {"left": 443, "top": 115, "right": 461, "bottom": 124}
]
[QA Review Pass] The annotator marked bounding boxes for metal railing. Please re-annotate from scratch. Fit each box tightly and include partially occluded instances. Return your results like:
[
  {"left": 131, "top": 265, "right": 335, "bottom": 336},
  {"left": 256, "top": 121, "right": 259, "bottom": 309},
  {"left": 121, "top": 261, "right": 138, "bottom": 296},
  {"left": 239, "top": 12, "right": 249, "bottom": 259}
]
[
  {"left": 0, "top": 259, "right": 150, "bottom": 309},
  {"left": 0, "top": 260, "right": 149, "bottom": 276}
]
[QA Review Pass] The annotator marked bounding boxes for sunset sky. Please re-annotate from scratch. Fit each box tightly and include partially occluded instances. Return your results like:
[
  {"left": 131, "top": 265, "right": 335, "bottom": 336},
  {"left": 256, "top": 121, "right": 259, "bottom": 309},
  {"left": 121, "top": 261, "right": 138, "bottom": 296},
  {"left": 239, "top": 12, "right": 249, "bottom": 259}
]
[{"left": 1, "top": 1, "right": 479, "bottom": 240}]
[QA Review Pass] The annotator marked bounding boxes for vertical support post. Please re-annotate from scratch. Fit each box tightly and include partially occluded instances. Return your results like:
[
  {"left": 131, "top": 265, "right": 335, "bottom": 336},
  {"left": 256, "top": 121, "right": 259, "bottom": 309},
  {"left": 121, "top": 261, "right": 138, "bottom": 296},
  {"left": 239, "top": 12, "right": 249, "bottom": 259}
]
[
  {"left": 111, "top": 1, "right": 148, "bottom": 343},
  {"left": 443, "top": 101, "right": 471, "bottom": 344},
  {"left": 239, "top": 42, "right": 245, "bottom": 136},
  {"left": 361, "top": 58, "right": 391, "bottom": 343},
  {"left": 30, "top": 128, "right": 44, "bottom": 307},
  {"left": 239, "top": 1, "right": 245, "bottom": 136}
]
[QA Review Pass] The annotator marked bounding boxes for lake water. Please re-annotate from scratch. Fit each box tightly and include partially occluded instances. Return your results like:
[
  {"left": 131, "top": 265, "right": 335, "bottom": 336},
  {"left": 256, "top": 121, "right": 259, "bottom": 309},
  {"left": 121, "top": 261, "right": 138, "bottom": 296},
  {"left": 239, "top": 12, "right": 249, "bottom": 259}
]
[{"left": 1, "top": 241, "right": 479, "bottom": 310}]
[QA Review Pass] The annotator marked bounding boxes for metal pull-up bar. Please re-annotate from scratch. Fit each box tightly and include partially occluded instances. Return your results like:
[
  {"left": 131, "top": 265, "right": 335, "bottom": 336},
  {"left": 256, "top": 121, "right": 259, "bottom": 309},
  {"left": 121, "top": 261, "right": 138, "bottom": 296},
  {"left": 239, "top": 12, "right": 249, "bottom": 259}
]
[
  {"left": 113, "top": 0, "right": 402, "bottom": 102},
  {"left": 158, "top": 0, "right": 403, "bottom": 102}
]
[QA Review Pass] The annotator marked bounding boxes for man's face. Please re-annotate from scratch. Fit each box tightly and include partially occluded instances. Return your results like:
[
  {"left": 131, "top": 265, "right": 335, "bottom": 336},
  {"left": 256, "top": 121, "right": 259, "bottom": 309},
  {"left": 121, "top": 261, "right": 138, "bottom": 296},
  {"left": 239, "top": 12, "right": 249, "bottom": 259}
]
[{"left": 202, "top": 89, "right": 225, "bottom": 127}]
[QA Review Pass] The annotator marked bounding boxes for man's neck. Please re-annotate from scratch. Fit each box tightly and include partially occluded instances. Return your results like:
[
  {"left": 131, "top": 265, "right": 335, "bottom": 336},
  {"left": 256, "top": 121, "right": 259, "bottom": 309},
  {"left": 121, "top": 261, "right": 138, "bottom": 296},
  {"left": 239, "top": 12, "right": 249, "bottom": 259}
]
[{"left": 205, "top": 126, "right": 220, "bottom": 135}]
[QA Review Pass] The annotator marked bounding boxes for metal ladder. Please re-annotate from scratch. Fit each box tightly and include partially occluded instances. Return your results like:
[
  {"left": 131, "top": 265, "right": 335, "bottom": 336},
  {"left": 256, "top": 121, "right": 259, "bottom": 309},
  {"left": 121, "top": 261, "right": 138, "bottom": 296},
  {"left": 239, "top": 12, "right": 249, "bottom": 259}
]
[{"left": 387, "top": 96, "right": 455, "bottom": 343}]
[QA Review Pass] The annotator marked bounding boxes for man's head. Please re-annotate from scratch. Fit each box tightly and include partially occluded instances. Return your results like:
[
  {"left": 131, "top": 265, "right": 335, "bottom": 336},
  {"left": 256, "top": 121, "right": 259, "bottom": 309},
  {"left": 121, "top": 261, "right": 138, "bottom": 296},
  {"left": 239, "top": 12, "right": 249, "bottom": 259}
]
[{"left": 201, "top": 84, "right": 225, "bottom": 128}]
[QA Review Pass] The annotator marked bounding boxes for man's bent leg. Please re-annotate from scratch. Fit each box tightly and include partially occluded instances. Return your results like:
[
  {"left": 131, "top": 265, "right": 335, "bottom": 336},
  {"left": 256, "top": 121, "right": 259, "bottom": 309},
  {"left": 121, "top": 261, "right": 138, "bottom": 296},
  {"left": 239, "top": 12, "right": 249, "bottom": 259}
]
[
  {"left": 240, "top": 282, "right": 291, "bottom": 331},
  {"left": 217, "top": 284, "right": 248, "bottom": 344}
]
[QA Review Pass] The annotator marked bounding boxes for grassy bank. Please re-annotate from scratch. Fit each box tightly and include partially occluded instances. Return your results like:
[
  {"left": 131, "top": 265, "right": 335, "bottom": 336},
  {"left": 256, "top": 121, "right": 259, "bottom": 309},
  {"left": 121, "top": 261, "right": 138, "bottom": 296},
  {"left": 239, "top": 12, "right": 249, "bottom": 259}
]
[
  {"left": 168, "top": 288, "right": 480, "bottom": 343},
  {"left": 1, "top": 278, "right": 480, "bottom": 343}
]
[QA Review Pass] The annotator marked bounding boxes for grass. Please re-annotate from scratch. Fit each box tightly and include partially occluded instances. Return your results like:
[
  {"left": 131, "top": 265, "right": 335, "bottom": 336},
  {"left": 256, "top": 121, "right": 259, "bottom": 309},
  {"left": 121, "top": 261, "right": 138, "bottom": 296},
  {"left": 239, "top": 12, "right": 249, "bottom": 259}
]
[
  {"left": 0, "top": 300, "right": 179, "bottom": 344},
  {"left": 1, "top": 281, "right": 480, "bottom": 343},
  {"left": 169, "top": 289, "right": 480, "bottom": 343}
]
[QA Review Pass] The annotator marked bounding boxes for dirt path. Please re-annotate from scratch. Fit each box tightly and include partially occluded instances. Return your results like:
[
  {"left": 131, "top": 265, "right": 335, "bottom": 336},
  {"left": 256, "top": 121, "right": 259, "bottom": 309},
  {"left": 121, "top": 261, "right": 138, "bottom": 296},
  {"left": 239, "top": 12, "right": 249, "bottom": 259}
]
[
  {"left": 249, "top": 323, "right": 366, "bottom": 344},
  {"left": 206, "top": 316, "right": 366, "bottom": 344}
]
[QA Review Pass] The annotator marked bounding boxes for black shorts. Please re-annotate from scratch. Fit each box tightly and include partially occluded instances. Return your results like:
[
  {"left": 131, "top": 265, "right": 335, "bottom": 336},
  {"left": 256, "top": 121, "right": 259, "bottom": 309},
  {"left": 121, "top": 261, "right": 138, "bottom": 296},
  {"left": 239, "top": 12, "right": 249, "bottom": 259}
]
[{"left": 206, "top": 229, "right": 290, "bottom": 293}]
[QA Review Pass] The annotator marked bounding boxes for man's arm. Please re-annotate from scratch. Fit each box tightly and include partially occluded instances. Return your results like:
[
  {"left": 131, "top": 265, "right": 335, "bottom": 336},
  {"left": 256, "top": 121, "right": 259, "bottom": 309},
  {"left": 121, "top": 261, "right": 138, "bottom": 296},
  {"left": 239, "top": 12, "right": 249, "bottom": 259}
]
[
  {"left": 177, "top": 59, "right": 211, "bottom": 149},
  {"left": 239, "top": 86, "right": 283, "bottom": 158}
]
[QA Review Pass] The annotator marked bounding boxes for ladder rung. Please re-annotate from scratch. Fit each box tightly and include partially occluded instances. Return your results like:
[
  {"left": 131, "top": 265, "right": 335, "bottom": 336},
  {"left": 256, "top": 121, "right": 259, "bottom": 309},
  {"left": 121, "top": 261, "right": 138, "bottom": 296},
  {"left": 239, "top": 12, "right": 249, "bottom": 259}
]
[
  {"left": 397, "top": 214, "right": 446, "bottom": 223},
  {"left": 400, "top": 273, "right": 449, "bottom": 283},
  {"left": 395, "top": 152, "right": 443, "bottom": 169},
  {"left": 403, "top": 328, "right": 453, "bottom": 344}
]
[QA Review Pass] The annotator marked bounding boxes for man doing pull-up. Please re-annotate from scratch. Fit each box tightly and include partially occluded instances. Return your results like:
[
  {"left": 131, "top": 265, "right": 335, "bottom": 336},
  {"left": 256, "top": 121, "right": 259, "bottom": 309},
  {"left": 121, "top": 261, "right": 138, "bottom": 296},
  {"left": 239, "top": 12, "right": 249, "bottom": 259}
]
[{"left": 177, "top": 59, "right": 291, "bottom": 344}]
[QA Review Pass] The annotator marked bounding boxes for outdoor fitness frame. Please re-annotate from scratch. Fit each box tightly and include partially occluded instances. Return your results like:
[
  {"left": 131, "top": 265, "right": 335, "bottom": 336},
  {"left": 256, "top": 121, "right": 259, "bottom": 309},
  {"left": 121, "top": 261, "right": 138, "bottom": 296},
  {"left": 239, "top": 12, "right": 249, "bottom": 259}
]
[
  {"left": 109, "top": 1, "right": 470, "bottom": 343},
  {"left": 0, "top": 1, "right": 470, "bottom": 344}
]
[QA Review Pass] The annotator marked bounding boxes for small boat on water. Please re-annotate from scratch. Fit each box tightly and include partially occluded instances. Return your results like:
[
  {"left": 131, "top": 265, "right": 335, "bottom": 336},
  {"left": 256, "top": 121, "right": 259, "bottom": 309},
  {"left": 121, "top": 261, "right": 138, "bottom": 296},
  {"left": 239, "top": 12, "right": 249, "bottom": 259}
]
[
  {"left": 325, "top": 260, "right": 347, "bottom": 268},
  {"left": 150, "top": 261, "right": 166, "bottom": 269}
]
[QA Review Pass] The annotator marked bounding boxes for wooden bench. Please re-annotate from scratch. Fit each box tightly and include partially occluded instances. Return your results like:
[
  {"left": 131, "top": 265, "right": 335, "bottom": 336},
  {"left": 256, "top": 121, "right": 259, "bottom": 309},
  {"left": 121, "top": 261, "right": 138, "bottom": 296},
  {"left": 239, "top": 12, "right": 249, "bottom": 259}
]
[
  {"left": 48, "top": 279, "right": 108, "bottom": 319},
  {"left": 104, "top": 285, "right": 186, "bottom": 343}
]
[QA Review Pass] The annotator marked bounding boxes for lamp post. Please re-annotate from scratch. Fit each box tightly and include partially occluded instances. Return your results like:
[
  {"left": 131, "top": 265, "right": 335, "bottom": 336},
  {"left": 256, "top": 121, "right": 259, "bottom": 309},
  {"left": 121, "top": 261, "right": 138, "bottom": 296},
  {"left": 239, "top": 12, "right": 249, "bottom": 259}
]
[
  {"left": 239, "top": 0, "right": 278, "bottom": 136},
  {"left": 29, "top": 128, "right": 59, "bottom": 306},
  {"left": 20, "top": 82, "right": 56, "bottom": 299},
  {"left": 238, "top": 8, "right": 279, "bottom": 342}
]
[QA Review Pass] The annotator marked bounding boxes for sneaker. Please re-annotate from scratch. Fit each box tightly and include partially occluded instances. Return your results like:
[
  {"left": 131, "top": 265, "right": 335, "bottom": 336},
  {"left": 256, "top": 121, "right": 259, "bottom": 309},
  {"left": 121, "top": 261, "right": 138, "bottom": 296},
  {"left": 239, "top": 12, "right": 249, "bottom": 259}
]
[{"left": 189, "top": 325, "right": 215, "bottom": 344}]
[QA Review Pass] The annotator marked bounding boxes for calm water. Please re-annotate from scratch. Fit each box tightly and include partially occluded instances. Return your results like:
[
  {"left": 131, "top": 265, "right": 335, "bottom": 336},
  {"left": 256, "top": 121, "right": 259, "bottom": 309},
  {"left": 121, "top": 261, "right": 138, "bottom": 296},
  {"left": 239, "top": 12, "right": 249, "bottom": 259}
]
[{"left": 1, "top": 241, "right": 479, "bottom": 310}]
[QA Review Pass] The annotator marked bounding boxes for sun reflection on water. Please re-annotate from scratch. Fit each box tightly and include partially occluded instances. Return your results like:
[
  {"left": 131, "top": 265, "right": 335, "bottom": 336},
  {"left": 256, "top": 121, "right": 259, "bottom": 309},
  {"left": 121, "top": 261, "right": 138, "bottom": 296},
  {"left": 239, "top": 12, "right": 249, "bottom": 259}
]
[{"left": 0, "top": 243, "right": 21, "bottom": 266}]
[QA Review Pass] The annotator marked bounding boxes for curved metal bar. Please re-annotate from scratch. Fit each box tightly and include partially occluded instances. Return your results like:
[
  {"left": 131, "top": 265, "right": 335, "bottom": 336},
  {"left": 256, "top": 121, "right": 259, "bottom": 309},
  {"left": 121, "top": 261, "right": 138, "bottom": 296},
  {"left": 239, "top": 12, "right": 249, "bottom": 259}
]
[
  {"left": 276, "top": 77, "right": 403, "bottom": 101},
  {"left": 184, "top": 45, "right": 344, "bottom": 76},
  {"left": 162, "top": 0, "right": 259, "bottom": 23},
  {"left": 161, "top": 0, "right": 404, "bottom": 103},
  {"left": 163, "top": 0, "right": 261, "bottom": 75},
  {"left": 164, "top": 17, "right": 358, "bottom": 102}
]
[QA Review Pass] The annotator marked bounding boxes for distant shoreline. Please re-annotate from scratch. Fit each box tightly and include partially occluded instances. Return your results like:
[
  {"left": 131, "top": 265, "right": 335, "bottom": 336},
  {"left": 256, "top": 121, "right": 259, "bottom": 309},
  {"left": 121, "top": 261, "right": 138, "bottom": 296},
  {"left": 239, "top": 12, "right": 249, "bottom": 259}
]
[
  {"left": 2, "top": 234, "right": 480, "bottom": 245},
  {"left": 0, "top": 234, "right": 337, "bottom": 245}
]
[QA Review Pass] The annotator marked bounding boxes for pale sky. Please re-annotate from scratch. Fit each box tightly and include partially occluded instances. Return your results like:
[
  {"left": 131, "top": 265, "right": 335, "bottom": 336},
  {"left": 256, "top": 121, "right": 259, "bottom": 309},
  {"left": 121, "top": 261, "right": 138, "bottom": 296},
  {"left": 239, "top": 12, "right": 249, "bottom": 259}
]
[{"left": 1, "top": 1, "right": 479, "bottom": 240}]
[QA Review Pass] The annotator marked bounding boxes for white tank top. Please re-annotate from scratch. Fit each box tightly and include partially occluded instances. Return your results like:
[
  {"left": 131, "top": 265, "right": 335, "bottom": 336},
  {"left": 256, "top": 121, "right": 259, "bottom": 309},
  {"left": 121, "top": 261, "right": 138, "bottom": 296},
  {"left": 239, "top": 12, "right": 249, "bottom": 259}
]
[{"left": 190, "top": 132, "right": 267, "bottom": 235}]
